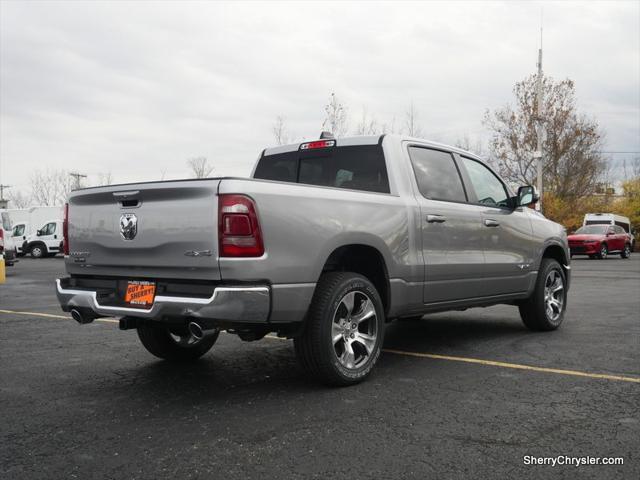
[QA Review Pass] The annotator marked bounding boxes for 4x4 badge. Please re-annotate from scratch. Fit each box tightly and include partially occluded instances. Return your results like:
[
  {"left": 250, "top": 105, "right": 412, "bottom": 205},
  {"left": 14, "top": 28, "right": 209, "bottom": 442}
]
[{"left": 120, "top": 213, "right": 138, "bottom": 240}]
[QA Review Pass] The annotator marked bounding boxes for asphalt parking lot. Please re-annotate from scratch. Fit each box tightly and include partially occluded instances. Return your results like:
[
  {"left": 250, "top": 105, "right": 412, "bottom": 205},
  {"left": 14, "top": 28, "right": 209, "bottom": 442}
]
[{"left": 1, "top": 256, "right": 639, "bottom": 479}]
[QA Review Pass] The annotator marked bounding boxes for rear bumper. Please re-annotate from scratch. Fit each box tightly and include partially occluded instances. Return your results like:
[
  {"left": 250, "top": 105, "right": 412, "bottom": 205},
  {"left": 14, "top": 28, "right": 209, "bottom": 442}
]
[{"left": 56, "top": 278, "right": 270, "bottom": 323}]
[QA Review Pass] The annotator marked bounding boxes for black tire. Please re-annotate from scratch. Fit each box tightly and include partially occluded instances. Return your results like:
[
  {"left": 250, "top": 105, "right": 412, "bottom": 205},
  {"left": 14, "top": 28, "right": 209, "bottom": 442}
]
[
  {"left": 597, "top": 243, "right": 608, "bottom": 259},
  {"left": 137, "top": 322, "right": 218, "bottom": 361},
  {"left": 621, "top": 244, "right": 631, "bottom": 259},
  {"left": 294, "top": 272, "right": 385, "bottom": 386},
  {"left": 30, "top": 244, "right": 47, "bottom": 258},
  {"left": 519, "top": 258, "right": 567, "bottom": 331}
]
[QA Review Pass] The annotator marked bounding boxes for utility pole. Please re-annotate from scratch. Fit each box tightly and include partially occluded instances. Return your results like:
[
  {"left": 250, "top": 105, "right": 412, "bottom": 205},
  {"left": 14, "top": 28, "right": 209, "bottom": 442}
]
[
  {"left": 533, "top": 18, "right": 544, "bottom": 212},
  {"left": 69, "top": 172, "right": 87, "bottom": 190}
]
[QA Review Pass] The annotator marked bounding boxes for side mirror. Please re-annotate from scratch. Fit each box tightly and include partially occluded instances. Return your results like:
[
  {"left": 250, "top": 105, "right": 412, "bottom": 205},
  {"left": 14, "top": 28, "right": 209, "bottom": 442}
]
[
  {"left": 36, "top": 229, "right": 42, "bottom": 236},
  {"left": 517, "top": 185, "right": 539, "bottom": 207},
  {"left": 606, "top": 231, "right": 615, "bottom": 236}
]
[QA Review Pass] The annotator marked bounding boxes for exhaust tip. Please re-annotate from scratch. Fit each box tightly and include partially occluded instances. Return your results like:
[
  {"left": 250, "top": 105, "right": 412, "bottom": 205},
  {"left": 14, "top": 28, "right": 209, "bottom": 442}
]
[
  {"left": 188, "top": 321, "right": 204, "bottom": 340},
  {"left": 70, "top": 308, "right": 92, "bottom": 324}
]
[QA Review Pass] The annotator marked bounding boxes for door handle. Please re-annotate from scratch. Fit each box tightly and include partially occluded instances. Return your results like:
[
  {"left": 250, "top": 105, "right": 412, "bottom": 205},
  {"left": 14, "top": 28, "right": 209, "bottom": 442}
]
[
  {"left": 426, "top": 214, "right": 447, "bottom": 223},
  {"left": 484, "top": 219, "right": 500, "bottom": 227}
]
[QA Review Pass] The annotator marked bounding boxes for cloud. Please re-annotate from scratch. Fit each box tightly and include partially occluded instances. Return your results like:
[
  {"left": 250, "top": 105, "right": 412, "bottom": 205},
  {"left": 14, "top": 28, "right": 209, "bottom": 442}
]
[{"left": 1, "top": 0, "right": 638, "bottom": 192}]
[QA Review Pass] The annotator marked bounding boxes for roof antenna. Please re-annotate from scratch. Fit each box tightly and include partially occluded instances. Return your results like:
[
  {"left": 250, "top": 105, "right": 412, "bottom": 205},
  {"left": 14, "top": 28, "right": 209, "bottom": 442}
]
[{"left": 319, "top": 131, "right": 334, "bottom": 139}]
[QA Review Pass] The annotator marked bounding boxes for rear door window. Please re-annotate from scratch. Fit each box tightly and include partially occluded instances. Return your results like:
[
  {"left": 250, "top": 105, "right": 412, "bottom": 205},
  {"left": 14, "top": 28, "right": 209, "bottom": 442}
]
[
  {"left": 254, "top": 144, "right": 389, "bottom": 194},
  {"left": 408, "top": 147, "right": 467, "bottom": 202}
]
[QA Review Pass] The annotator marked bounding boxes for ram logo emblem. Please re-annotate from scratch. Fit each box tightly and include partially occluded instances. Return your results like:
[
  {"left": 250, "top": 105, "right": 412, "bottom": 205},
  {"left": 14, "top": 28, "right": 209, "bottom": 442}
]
[{"left": 120, "top": 213, "right": 138, "bottom": 240}]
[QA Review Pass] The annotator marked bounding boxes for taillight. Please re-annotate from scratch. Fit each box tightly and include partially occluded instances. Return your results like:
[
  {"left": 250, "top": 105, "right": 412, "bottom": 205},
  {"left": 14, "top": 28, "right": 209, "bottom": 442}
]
[
  {"left": 218, "top": 194, "right": 264, "bottom": 257},
  {"left": 0, "top": 228, "right": 4, "bottom": 252},
  {"left": 63, "top": 203, "right": 69, "bottom": 255}
]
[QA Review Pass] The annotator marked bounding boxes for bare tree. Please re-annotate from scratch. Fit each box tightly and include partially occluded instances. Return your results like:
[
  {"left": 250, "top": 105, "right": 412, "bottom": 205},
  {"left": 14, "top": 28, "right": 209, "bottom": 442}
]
[
  {"left": 96, "top": 172, "right": 114, "bottom": 186},
  {"left": 404, "top": 102, "right": 423, "bottom": 138},
  {"left": 380, "top": 116, "right": 398, "bottom": 135},
  {"left": 187, "top": 157, "right": 214, "bottom": 178},
  {"left": 484, "top": 74, "right": 606, "bottom": 200},
  {"left": 322, "top": 93, "right": 348, "bottom": 137},
  {"left": 30, "top": 169, "right": 73, "bottom": 206},
  {"left": 7, "top": 189, "right": 31, "bottom": 208},
  {"left": 272, "top": 115, "right": 290, "bottom": 145},
  {"left": 354, "top": 107, "right": 378, "bottom": 135},
  {"left": 454, "top": 134, "right": 486, "bottom": 157}
]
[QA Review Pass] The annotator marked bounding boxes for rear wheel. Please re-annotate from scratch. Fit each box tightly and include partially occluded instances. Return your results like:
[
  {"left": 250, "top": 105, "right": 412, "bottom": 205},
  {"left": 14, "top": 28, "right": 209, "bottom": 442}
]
[
  {"left": 621, "top": 244, "right": 631, "bottom": 259},
  {"left": 137, "top": 322, "right": 218, "bottom": 361},
  {"left": 519, "top": 258, "right": 567, "bottom": 331},
  {"left": 597, "top": 243, "right": 608, "bottom": 259},
  {"left": 294, "top": 272, "right": 384, "bottom": 386}
]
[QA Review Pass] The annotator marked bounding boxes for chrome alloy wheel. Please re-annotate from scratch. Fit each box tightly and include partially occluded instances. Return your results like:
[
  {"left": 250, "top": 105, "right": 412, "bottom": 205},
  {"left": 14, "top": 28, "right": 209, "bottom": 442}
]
[
  {"left": 543, "top": 269, "right": 565, "bottom": 323},
  {"left": 600, "top": 244, "right": 608, "bottom": 259},
  {"left": 331, "top": 290, "right": 378, "bottom": 369}
]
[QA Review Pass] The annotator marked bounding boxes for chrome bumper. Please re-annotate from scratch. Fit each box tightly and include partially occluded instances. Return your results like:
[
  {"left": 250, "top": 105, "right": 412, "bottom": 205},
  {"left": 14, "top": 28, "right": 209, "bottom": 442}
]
[{"left": 55, "top": 278, "right": 270, "bottom": 323}]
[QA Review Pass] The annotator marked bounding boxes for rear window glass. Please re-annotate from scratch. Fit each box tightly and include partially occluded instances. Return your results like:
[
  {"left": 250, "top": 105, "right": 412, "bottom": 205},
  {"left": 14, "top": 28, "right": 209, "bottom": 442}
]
[
  {"left": 408, "top": 147, "right": 467, "bottom": 202},
  {"left": 253, "top": 144, "right": 390, "bottom": 194}
]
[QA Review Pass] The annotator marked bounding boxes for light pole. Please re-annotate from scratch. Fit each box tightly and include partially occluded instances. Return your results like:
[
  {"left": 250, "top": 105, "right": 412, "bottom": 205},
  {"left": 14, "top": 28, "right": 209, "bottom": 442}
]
[{"left": 533, "top": 27, "right": 544, "bottom": 213}]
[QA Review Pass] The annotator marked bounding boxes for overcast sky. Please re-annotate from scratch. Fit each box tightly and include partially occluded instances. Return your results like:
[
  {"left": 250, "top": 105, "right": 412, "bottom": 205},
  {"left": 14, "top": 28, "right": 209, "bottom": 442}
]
[{"left": 1, "top": 0, "right": 638, "bottom": 193}]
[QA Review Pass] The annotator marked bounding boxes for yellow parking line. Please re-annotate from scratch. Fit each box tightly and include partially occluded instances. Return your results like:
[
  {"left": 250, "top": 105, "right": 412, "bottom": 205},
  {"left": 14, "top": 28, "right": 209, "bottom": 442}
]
[
  {"left": 383, "top": 349, "right": 640, "bottom": 384},
  {"left": 0, "top": 309, "right": 119, "bottom": 324},
  {"left": 1, "top": 310, "right": 638, "bottom": 383}
]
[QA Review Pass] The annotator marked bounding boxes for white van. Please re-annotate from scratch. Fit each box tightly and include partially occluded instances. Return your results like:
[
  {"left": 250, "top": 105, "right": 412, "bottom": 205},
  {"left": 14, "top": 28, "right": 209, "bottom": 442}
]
[
  {"left": 8, "top": 206, "right": 64, "bottom": 256},
  {"left": 583, "top": 213, "right": 635, "bottom": 249},
  {"left": 0, "top": 210, "right": 18, "bottom": 266},
  {"left": 24, "top": 219, "right": 64, "bottom": 258}
]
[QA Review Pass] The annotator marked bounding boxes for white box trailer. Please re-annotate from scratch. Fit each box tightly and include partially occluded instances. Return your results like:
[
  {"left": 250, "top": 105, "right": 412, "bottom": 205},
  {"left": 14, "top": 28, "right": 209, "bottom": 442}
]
[{"left": 7, "top": 206, "right": 64, "bottom": 256}]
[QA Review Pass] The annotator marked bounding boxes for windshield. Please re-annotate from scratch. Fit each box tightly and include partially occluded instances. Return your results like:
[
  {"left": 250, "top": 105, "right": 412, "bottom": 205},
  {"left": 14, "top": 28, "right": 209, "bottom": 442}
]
[{"left": 575, "top": 225, "right": 607, "bottom": 235}]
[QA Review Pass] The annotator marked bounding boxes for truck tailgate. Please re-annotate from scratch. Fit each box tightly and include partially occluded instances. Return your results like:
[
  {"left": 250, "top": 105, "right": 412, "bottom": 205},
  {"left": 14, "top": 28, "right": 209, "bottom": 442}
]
[{"left": 66, "top": 179, "right": 221, "bottom": 280}]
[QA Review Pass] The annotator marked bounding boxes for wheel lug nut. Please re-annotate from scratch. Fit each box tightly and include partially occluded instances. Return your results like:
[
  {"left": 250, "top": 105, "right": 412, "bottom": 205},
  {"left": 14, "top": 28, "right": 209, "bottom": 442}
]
[
  {"left": 350, "top": 333, "right": 354, "bottom": 338},
  {"left": 351, "top": 323, "right": 356, "bottom": 329}
]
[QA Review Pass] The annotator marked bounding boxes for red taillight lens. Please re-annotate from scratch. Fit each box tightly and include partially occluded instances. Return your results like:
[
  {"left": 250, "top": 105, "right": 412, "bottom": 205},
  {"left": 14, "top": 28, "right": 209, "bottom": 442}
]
[
  {"left": 218, "top": 194, "right": 264, "bottom": 257},
  {"left": 63, "top": 203, "right": 69, "bottom": 255}
]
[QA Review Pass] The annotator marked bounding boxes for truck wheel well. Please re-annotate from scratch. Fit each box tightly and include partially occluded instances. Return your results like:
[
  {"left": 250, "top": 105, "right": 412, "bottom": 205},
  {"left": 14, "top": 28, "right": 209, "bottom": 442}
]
[
  {"left": 321, "top": 245, "right": 390, "bottom": 314},
  {"left": 542, "top": 244, "right": 567, "bottom": 266}
]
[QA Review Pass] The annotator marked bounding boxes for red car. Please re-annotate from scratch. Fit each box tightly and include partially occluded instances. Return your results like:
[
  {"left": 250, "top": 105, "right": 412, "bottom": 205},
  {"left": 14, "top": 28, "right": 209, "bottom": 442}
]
[{"left": 568, "top": 225, "right": 632, "bottom": 259}]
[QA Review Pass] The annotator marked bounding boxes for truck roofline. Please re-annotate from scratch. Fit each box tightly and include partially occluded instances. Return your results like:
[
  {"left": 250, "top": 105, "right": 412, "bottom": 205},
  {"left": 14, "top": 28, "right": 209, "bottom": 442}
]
[{"left": 262, "top": 133, "right": 485, "bottom": 162}]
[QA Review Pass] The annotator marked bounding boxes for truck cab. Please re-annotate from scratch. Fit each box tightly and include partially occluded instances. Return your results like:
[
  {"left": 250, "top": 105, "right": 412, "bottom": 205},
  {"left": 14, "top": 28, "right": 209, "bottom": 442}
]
[{"left": 26, "top": 220, "right": 64, "bottom": 258}]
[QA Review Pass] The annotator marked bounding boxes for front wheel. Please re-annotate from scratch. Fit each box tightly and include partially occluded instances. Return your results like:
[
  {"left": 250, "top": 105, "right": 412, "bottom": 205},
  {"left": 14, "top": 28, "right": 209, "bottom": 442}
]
[
  {"left": 294, "top": 272, "right": 385, "bottom": 386},
  {"left": 137, "top": 322, "right": 218, "bottom": 361},
  {"left": 30, "top": 244, "right": 47, "bottom": 258},
  {"left": 519, "top": 258, "right": 567, "bottom": 331},
  {"left": 597, "top": 243, "right": 608, "bottom": 259},
  {"left": 621, "top": 244, "right": 631, "bottom": 259}
]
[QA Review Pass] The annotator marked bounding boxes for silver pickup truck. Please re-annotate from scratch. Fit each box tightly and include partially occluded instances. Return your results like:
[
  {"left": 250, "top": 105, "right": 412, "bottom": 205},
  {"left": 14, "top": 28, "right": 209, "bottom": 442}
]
[{"left": 57, "top": 134, "right": 570, "bottom": 385}]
